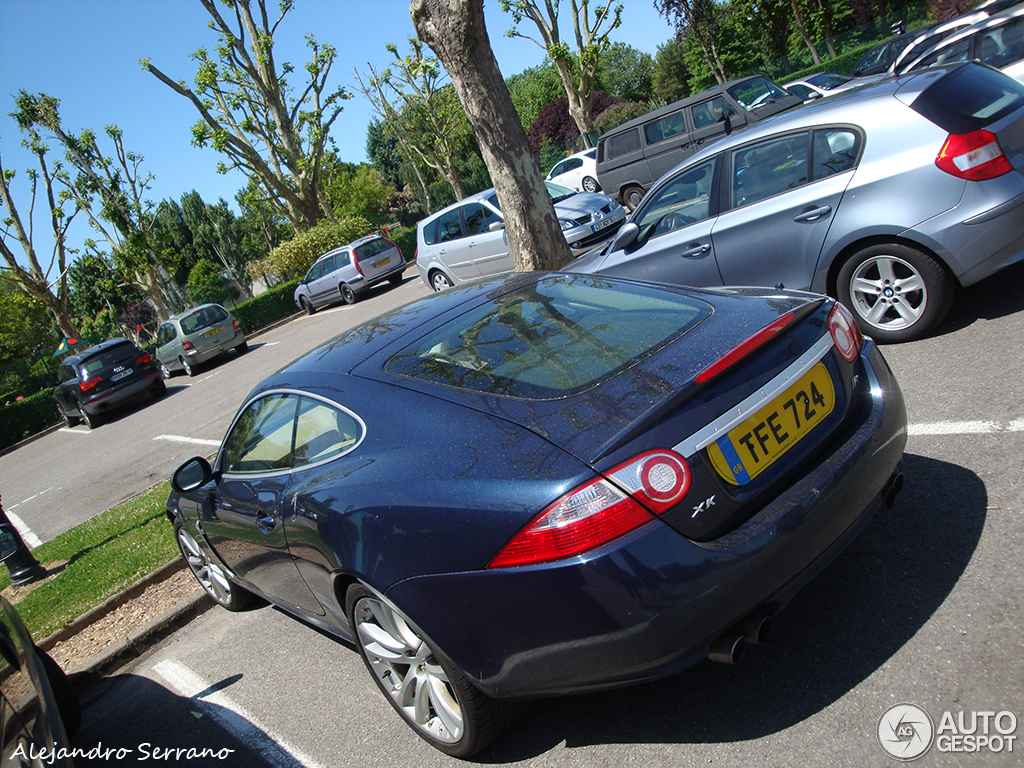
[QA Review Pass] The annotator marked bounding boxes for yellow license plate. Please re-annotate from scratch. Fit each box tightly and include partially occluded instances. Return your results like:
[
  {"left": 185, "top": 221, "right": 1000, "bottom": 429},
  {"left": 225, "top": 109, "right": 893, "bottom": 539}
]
[
  {"left": 204, "top": 327, "right": 222, "bottom": 338},
  {"left": 707, "top": 362, "right": 834, "bottom": 486},
  {"left": 373, "top": 257, "right": 391, "bottom": 268}
]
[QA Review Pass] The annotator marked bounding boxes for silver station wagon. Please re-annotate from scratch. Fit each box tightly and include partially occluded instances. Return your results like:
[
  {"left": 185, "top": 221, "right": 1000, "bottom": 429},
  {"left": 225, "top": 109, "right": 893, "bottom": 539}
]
[
  {"left": 155, "top": 303, "right": 248, "bottom": 377},
  {"left": 293, "top": 234, "right": 406, "bottom": 313}
]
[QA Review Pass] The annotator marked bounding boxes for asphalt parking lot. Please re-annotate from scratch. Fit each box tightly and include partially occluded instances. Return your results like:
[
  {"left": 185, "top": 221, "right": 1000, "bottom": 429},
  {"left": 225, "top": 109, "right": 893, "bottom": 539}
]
[{"left": 7, "top": 263, "right": 1024, "bottom": 766}]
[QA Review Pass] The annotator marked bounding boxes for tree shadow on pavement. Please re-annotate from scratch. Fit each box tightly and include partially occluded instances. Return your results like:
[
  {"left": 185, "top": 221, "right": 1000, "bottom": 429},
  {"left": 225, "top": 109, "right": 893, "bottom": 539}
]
[{"left": 479, "top": 453, "right": 986, "bottom": 760}]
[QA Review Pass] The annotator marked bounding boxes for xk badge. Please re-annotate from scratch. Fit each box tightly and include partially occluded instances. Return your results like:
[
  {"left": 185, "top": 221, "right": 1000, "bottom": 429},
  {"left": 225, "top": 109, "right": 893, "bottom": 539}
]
[{"left": 692, "top": 495, "right": 716, "bottom": 518}]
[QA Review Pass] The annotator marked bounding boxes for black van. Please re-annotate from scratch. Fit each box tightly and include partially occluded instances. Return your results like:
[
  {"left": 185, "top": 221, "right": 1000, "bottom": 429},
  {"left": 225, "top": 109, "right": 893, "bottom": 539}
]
[{"left": 595, "top": 76, "right": 802, "bottom": 208}]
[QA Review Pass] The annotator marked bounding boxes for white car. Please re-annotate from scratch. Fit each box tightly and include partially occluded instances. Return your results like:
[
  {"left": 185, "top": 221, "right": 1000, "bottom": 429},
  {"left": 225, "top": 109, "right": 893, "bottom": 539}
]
[
  {"left": 545, "top": 148, "right": 600, "bottom": 192},
  {"left": 783, "top": 73, "right": 858, "bottom": 102}
]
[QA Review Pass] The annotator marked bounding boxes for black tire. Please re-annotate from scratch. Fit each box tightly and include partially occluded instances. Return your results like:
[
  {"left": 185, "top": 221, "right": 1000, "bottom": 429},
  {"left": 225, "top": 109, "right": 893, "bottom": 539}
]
[
  {"left": 341, "top": 284, "right": 357, "bottom": 305},
  {"left": 61, "top": 407, "right": 80, "bottom": 428},
  {"left": 78, "top": 405, "right": 100, "bottom": 430},
  {"left": 300, "top": 296, "right": 316, "bottom": 316},
  {"left": 174, "top": 518, "right": 256, "bottom": 612},
  {"left": 429, "top": 270, "right": 453, "bottom": 292},
  {"left": 347, "top": 585, "right": 516, "bottom": 757},
  {"left": 151, "top": 379, "right": 167, "bottom": 399},
  {"left": 179, "top": 356, "right": 196, "bottom": 377},
  {"left": 836, "top": 243, "right": 954, "bottom": 343},
  {"left": 38, "top": 649, "right": 81, "bottom": 737},
  {"left": 388, "top": 272, "right": 403, "bottom": 286},
  {"left": 236, "top": 341, "right": 249, "bottom": 354},
  {"left": 158, "top": 360, "right": 173, "bottom": 379},
  {"left": 582, "top": 175, "right": 600, "bottom": 193},
  {"left": 623, "top": 185, "right": 644, "bottom": 210}
]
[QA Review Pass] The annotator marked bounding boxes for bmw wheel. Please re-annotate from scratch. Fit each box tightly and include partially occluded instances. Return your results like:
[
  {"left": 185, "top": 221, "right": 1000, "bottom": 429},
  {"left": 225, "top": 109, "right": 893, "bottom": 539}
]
[
  {"left": 341, "top": 284, "right": 357, "bottom": 305},
  {"left": 837, "top": 243, "right": 953, "bottom": 343},
  {"left": 429, "top": 270, "right": 453, "bottom": 292},
  {"left": 347, "top": 585, "right": 514, "bottom": 757},
  {"left": 582, "top": 175, "right": 600, "bottom": 193},
  {"left": 174, "top": 519, "right": 255, "bottom": 612},
  {"left": 179, "top": 356, "right": 196, "bottom": 377}
]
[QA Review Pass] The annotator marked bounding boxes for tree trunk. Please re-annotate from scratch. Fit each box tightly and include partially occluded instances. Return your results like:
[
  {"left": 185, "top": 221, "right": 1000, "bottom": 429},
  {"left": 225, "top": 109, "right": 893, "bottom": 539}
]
[
  {"left": 791, "top": 0, "right": 822, "bottom": 65},
  {"left": 411, "top": 0, "right": 573, "bottom": 272}
]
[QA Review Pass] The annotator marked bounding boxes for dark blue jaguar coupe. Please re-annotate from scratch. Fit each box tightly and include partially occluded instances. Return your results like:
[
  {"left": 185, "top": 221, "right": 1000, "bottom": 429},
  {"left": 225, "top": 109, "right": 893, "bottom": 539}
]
[{"left": 167, "top": 272, "right": 907, "bottom": 756}]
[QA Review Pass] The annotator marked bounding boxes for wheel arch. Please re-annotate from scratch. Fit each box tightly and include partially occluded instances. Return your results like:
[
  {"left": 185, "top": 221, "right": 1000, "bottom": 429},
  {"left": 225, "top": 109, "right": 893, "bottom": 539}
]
[{"left": 824, "top": 234, "right": 958, "bottom": 299}]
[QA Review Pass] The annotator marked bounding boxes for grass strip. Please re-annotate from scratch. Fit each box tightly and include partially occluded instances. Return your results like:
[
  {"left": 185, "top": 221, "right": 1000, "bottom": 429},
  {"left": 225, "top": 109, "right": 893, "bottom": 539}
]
[{"left": 1, "top": 482, "right": 178, "bottom": 639}]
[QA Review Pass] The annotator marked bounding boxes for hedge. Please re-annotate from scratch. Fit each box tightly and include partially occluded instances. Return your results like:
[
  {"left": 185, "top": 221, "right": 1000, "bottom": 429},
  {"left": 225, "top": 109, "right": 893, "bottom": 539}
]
[
  {"left": 231, "top": 278, "right": 303, "bottom": 333},
  {"left": 0, "top": 388, "right": 60, "bottom": 453}
]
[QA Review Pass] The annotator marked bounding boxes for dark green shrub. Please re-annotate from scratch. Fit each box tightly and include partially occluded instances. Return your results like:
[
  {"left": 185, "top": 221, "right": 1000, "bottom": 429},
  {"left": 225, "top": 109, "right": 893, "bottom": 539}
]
[
  {"left": 230, "top": 279, "right": 302, "bottom": 333},
  {"left": 0, "top": 388, "right": 59, "bottom": 452},
  {"left": 268, "top": 217, "right": 374, "bottom": 280}
]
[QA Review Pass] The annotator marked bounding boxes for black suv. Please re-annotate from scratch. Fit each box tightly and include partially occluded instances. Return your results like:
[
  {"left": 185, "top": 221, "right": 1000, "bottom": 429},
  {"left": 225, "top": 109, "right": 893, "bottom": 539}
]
[{"left": 54, "top": 338, "right": 165, "bottom": 429}]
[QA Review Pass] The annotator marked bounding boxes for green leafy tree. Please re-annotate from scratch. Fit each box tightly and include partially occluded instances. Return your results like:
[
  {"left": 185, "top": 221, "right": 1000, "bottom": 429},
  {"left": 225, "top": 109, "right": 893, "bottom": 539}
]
[
  {"left": 187, "top": 258, "right": 231, "bottom": 306},
  {"left": 506, "top": 62, "right": 566, "bottom": 128},
  {"left": 67, "top": 252, "right": 144, "bottom": 321},
  {"left": 499, "top": 0, "right": 624, "bottom": 145},
  {"left": 143, "top": 0, "right": 351, "bottom": 231},
  {"left": 652, "top": 37, "right": 692, "bottom": 102},
  {"left": 597, "top": 42, "right": 654, "bottom": 103},
  {"left": 655, "top": 0, "right": 729, "bottom": 83}
]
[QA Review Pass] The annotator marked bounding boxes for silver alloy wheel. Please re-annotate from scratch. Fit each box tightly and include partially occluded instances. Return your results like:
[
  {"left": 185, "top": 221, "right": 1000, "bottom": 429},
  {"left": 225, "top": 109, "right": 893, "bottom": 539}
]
[
  {"left": 180, "top": 356, "right": 195, "bottom": 377},
  {"left": 848, "top": 254, "right": 928, "bottom": 333},
  {"left": 430, "top": 271, "right": 452, "bottom": 292},
  {"left": 158, "top": 361, "right": 171, "bottom": 379},
  {"left": 582, "top": 175, "right": 599, "bottom": 193},
  {"left": 354, "top": 595, "right": 464, "bottom": 744},
  {"left": 177, "top": 526, "right": 234, "bottom": 606}
]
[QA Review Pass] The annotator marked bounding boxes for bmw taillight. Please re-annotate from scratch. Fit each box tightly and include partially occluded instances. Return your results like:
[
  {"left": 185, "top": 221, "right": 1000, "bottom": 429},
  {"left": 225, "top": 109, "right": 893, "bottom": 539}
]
[
  {"left": 489, "top": 450, "right": 691, "bottom": 568},
  {"left": 182, "top": 341, "right": 195, "bottom": 352},
  {"left": 79, "top": 376, "right": 102, "bottom": 391},
  {"left": 829, "top": 302, "right": 863, "bottom": 362},
  {"left": 136, "top": 353, "right": 153, "bottom": 364},
  {"left": 694, "top": 311, "right": 797, "bottom": 384},
  {"left": 936, "top": 130, "right": 1013, "bottom": 181}
]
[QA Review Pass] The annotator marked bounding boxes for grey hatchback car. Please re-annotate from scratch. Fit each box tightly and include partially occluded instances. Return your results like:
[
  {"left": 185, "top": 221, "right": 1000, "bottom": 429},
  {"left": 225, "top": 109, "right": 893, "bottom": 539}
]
[
  {"left": 155, "top": 303, "right": 248, "bottom": 377},
  {"left": 570, "top": 62, "right": 1024, "bottom": 343},
  {"left": 293, "top": 234, "right": 406, "bottom": 313}
]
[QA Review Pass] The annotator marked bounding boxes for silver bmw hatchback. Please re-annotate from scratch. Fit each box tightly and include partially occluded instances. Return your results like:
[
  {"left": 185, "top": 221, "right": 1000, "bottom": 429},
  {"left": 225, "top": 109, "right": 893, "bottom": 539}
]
[{"left": 569, "top": 62, "right": 1024, "bottom": 342}]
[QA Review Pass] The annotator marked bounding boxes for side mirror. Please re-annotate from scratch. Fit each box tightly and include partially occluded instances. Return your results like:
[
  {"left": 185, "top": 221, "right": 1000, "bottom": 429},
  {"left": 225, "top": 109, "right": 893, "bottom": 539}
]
[
  {"left": 807, "top": 91, "right": 823, "bottom": 101},
  {"left": 0, "top": 524, "right": 18, "bottom": 562},
  {"left": 488, "top": 221, "right": 505, "bottom": 232},
  {"left": 611, "top": 222, "right": 639, "bottom": 251},
  {"left": 171, "top": 456, "right": 215, "bottom": 494}
]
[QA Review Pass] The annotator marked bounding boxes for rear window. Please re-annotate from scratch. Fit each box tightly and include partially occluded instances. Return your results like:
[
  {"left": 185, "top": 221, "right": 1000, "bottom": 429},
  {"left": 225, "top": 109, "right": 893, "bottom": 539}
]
[
  {"left": 80, "top": 343, "right": 138, "bottom": 377},
  {"left": 385, "top": 275, "right": 710, "bottom": 400},
  {"left": 180, "top": 305, "right": 229, "bottom": 335},
  {"left": 355, "top": 238, "right": 393, "bottom": 261},
  {"left": 912, "top": 63, "right": 1024, "bottom": 133}
]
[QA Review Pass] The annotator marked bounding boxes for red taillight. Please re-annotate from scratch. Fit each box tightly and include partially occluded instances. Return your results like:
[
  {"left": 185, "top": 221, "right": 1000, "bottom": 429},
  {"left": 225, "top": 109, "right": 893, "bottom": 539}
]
[
  {"left": 936, "top": 130, "right": 1013, "bottom": 181},
  {"left": 79, "top": 376, "right": 102, "bottom": 391},
  {"left": 829, "top": 302, "right": 863, "bottom": 362},
  {"left": 695, "top": 311, "right": 797, "bottom": 384},
  {"left": 136, "top": 353, "right": 153, "bottom": 364},
  {"left": 488, "top": 450, "right": 691, "bottom": 569},
  {"left": 182, "top": 341, "right": 195, "bottom": 352},
  {"left": 232, "top": 319, "right": 240, "bottom": 331}
]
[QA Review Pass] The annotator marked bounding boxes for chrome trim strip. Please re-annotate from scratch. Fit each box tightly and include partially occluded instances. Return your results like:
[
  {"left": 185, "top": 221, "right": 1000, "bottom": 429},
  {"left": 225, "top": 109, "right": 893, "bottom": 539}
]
[{"left": 672, "top": 333, "right": 835, "bottom": 458}]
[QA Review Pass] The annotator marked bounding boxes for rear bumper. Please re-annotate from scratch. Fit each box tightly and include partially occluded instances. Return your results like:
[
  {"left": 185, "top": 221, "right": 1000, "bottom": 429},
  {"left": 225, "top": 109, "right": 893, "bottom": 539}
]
[
  {"left": 351, "top": 261, "right": 406, "bottom": 294},
  {"left": 186, "top": 329, "right": 246, "bottom": 364},
  {"left": 385, "top": 341, "right": 907, "bottom": 699},
  {"left": 82, "top": 371, "right": 162, "bottom": 413}
]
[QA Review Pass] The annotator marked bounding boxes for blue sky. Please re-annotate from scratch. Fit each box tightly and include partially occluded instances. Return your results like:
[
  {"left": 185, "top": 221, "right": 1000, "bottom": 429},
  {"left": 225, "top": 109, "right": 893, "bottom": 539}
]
[{"left": 1, "top": 0, "right": 673, "bottom": 260}]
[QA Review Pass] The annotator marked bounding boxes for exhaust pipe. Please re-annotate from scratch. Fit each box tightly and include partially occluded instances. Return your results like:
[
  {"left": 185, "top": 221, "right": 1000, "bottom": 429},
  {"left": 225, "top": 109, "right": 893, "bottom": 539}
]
[
  {"left": 708, "top": 632, "right": 745, "bottom": 664},
  {"left": 882, "top": 472, "right": 904, "bottom": 511},
  {"left": 735, "top": 614, "right": 773, "bottom": 645}
]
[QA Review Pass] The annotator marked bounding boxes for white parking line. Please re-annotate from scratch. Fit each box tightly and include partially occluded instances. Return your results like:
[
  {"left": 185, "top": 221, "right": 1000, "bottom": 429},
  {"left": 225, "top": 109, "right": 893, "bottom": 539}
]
[
  {"left": 909, "top": 420, "right": 1023, "bottom": 436},
  {"left": 58, "top": 427, "right": 91, "bottom": 434},
  {"left": 4, "top": 510, "right": 43, "bottom": 549},
  {"left": 154, "top": 435, "right": 221, "bottom": 447},
  {"left": 153, "top": 660, "right": 326, "bottom": 768}
]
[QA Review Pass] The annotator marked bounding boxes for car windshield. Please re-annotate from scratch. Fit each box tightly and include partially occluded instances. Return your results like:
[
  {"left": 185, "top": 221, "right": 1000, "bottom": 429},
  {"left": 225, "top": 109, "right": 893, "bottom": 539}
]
[
  {"left": 180, "top": 306, "right": 228, "bottom": 335},
  {"left": 807, "top": 74, "right": 850, "bottom": 89},
  {"left": 727, "top": 77, "right": 789, "bottom": 109},
  {"left": 385, "top": 275, "right": 710, "bottom": 400},
  {"left": 545, "top": 181, "right": 577, "bottom": 203}
]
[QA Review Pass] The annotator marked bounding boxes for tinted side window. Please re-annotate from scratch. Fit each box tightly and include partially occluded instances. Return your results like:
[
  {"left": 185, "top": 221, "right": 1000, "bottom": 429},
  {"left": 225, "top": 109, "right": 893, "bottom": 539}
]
[
  {"left": 436, "top": 209, "right": 464, "bottom": 243},
  {"left": 644, "top": 110, "right": 686, "bottom": 144},
  {"left": 463, "top": 203, "right": 501, "bottom": 236},
  {"left": 221, "top": 394, "right": 298, "bottom": 474},
  {"left": 292, "top": 397, "right": 363, "bottom": 467},
  {"left": 606, "top": 128, "right": 642, "bottom": 159},
  {"left": 787, "top": 84, "right": 816, "bottom": 101},
  {"left": 812, "top": 128, "right": 860, "bottom": 180},
  {"left": 913, "top": 38, "right": 971, "bottom": 70},
  {"left": 336, "top": 250, "right": 351, "bottom": 268},
  {"left": 634, "top": 157, "right": 717, "bottom": 242},
  {"left": 305, "top": 260, "right": 326, "bottom": 282},
  {"left": 731, "top": 132, "right": 809, "bottom": 208},
  {"left": 422, "top": 218, "right": 440, "bottom": 246},
  {"left": 979, "top": 17, "right": 1024, "bottom": 68},
  {"left": 691, "top": 97, "right": 737, "bottom": 129}
]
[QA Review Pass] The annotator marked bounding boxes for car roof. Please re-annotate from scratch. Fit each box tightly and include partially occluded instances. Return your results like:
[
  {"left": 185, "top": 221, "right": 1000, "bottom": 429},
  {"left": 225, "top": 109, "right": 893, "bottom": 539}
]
[
  {"left": 900, "top": 3, "right": 1024, "bottom": 71},
  {"left": 164, "top": 303, "right": 228, "bottom": 323},
  {"left": 63, "top": 337, "right": 133, "bottom": 364}
]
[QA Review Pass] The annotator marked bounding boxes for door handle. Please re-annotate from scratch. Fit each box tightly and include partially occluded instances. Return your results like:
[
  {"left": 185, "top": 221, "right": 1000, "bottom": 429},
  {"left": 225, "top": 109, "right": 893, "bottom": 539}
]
[
  {"left": 793, "top": 205, "right": 832, "bottom": 222},
  {"left": 256, "top": 516, "right": 276, "bottom": 531},
  {"left": 679, "top": 243, "right": 711, "bottom": 258}
]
